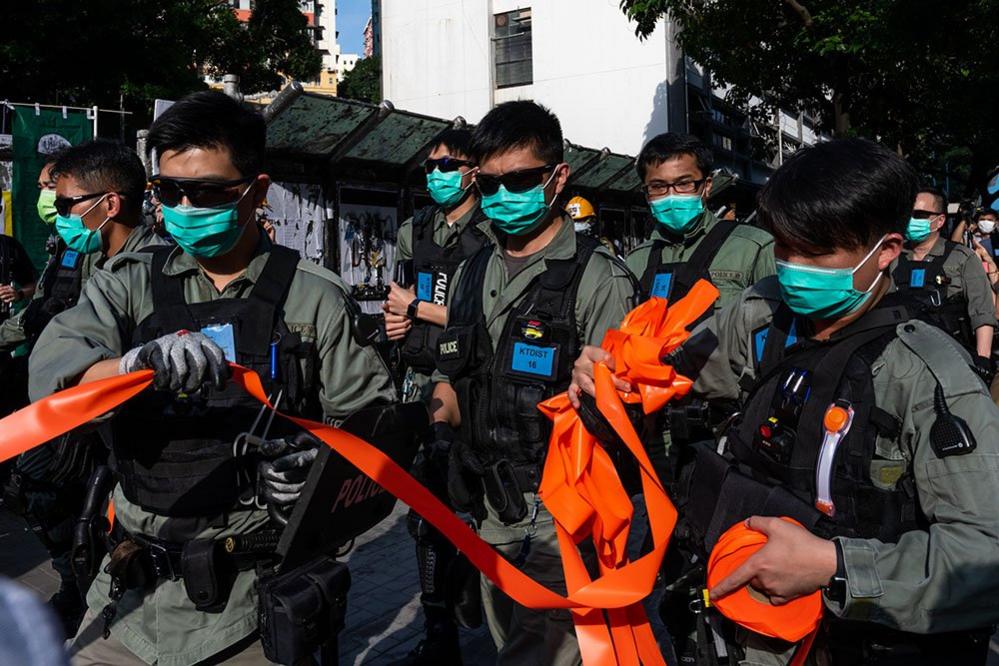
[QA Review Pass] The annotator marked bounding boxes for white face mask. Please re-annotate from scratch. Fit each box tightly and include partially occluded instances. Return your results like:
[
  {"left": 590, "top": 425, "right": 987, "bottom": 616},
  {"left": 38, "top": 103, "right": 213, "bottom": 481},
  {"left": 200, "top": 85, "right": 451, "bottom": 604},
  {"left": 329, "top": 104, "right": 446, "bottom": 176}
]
[{"left": 979, "top": 219, "right": 996, "bottom": 234}]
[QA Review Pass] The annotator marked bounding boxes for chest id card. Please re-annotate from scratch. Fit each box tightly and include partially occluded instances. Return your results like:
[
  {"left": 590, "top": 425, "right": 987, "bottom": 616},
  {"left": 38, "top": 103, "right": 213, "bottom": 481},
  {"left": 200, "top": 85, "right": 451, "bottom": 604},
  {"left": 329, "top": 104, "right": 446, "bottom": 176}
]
[
  {"left": 200, "top": 323, "right": 236, "bottom": 363},
  {"left": 651, "top": 270, "right": 673, "bottom": 299}
]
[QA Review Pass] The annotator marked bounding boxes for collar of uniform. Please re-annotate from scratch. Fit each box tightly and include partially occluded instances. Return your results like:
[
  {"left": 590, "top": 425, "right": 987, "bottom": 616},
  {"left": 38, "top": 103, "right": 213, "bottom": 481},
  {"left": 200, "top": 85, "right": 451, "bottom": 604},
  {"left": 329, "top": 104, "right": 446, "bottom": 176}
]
[
  {"left": 925, "top": 234, "right": 947, "bottom": 257},
  {"left": 435, "top": 204, "right": 479, "bottom": 243},
  {"left": 120, "top": 223, "right": 158, "bottom": 254},
  {"left": 652, "top": 209, "right": 716, "bottom": 247},
  {"left": 161, "top": 226, "right": 273, "bottom": 282},
  {"left": 493, "top": 212, "right": 577, "bottom": 265}
]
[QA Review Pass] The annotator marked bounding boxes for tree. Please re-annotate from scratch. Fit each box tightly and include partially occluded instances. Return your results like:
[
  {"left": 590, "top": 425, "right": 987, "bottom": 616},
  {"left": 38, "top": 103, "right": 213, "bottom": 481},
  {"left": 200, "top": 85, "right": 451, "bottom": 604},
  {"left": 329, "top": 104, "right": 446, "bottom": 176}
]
[
  {"left": 0, "top": 0, "right": 320, "bottom": 123},
  {"left": 338, "top": 56, "right": 381, "bottom": 104},
  {"left": 618, "top": 0, "right": 999, "bottom": 194}
]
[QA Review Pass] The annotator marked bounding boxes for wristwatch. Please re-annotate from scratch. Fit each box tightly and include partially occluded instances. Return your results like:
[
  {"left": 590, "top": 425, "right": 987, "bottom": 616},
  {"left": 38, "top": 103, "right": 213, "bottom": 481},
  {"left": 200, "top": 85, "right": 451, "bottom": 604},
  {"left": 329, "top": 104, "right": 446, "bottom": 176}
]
[
  {"left": 407, "top": 297, "right": 421, "bottom": 320},
  {"left": 823, "top": 540, "right": 848, "bottom": 605}
]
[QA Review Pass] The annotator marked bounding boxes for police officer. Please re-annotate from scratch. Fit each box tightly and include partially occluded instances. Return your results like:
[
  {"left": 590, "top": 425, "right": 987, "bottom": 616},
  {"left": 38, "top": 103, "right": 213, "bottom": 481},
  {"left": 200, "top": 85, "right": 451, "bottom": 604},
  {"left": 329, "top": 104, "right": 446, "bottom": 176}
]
[
  {"left": 383, "top": 128, "right": 492, "bottom": 664},
  {"left": 566, "top": 195, "right": 619, "bottom": 256},
  {"left": 431, "top": 101, "right": 637, "bottom": 664},
  {"left": 892, "top": 186, "right": 996, "bottom": 379},
  {"left": 29, "top": 91, "right": 398, "bottom": 665},
  {"left": 572, "top": 138, "right": 999, "bottom": 664},
  {"left": 3, "top": 140, "right": 164, "bottom": 636}
]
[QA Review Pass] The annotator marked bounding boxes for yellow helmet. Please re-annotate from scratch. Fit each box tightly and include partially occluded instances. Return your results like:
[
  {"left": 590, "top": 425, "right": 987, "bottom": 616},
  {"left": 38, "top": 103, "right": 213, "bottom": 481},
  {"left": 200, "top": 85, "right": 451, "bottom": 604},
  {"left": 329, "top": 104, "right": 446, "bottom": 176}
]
[{"left": 565, "top": 196, "right": 595, "bottom": 221}]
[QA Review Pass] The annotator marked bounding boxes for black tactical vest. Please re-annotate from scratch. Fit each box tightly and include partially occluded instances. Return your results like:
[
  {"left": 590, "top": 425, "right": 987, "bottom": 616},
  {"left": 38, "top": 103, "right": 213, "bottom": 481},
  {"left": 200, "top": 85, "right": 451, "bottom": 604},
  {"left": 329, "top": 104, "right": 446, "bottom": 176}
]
[
  {"left": 891, "top": 241, "right": 974, "bottom": 348},
  {"left": 400, "top": 206, "right": 491, "bottom": 374},
  {"left": 639, "top": 221, "right": 738, "bottom": 304},
  {"left": 682, "top": 298, "right": 924, "bottom": 557},
  {"left": 22, "top": 241, "right": 84, "bottom": 346},
  {"left": 436, "top": 236, "right": 598, "bottom": 469},
  {"left": 110, "top": 246, "right": 322, "bottom": 517}
]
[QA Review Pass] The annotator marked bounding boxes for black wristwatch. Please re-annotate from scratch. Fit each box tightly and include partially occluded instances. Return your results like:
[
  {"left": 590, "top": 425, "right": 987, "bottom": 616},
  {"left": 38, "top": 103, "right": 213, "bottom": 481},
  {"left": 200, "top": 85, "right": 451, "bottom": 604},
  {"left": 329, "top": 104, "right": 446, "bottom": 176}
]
[
  {"left": 406, "top": 297, "right": 421, "bottom": 320},
  {"left": 823, "top": 540, "right": 848, "bottom": 605}
]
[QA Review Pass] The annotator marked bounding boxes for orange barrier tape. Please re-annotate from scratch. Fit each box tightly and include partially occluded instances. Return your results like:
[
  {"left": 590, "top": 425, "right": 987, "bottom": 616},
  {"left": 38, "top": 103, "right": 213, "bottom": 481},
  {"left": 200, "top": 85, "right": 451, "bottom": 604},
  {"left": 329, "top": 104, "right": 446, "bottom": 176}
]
[
  {"left": 707, "top": 518, "right": 823, "bottom": 666},
  {"left": 538, "top": 280, "right": 719, "bottom": 664},
  {"left": 0, "top": 281, "right": 718, "bottom": 665}
]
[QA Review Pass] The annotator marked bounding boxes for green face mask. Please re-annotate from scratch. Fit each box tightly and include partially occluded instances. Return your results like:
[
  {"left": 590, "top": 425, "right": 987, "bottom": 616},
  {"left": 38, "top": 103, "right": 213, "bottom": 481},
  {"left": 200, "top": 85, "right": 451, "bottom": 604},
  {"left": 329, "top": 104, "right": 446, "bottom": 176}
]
[
  {"left": 775, "top": 236, "right": 886, "bottom": 320},
  {"left": 905, "top": 216, "right": 932, "bottom": 243},
  {"left": 481, "top": 171, "right": 558, "bottom": 236},
  {"left": 162, "top": 185, "right": 253, "bottom": 258},
  {"left": 37, "top": 189, "right": 57, "bottom": 225},
  {"left": 649, "top": 194, "right": 704, "bottom": 234},
  {"left": 426, "top": 168, "right": 468, "bottom": 207}
]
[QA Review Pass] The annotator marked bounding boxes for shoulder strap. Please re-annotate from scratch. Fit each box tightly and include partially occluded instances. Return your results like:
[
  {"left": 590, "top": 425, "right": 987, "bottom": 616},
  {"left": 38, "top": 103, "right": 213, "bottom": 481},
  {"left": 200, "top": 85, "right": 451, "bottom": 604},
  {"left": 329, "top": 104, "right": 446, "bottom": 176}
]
[
  {"left": 412, "top": 206, "right": 437, "bottom": 246},
  {"left": 537, "top": 235, "right": 599, "bottom": 319},
  {"left": 639, "top": 239, "right": 668, "bottom": 294},
  {"left": 448, "top": 245, "right": 492, "bottom": 326},
  {"left": 758, "top": 303, "right": 797, "bottom": 376},
  {"left": 149, "top": 246, "right": 185, "bottom": 309},
  {"left": 897, "top": 321, "right": 982, "bottom": 396},
  {"left": 671, "top": 221, "right": 740, "bottom": 296},
  {"left": 249, "top": 245, "right": 300, "bottom": 308}
]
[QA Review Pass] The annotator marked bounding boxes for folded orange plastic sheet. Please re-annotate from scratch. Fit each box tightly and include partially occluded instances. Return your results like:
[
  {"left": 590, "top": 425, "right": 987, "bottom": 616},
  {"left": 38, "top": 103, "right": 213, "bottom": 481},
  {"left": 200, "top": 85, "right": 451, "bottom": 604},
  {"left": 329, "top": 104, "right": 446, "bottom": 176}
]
[{"left": 0, "top": 281, "right": 722, "bottom": 665}]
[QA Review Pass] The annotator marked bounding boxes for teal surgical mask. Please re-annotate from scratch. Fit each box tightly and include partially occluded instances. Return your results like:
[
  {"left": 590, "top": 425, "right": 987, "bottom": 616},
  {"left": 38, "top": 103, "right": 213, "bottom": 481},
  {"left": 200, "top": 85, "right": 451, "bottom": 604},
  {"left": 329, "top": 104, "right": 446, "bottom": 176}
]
[
  {"left": 649, "top": 194, "right": 704, "bottom": 234},
  {"left": 55, "top": 194, "right": 110, "bottom": 255},
  {"left": 162, "top": 185, "right": 253, "bottom": 258},
  {"left": 481, "top": 170, "right": 558, "bottom": 236},
  {"left": 905, "top": 216, "right": 932, "bottom": 243},
  {"left": 426, "top": 168, "right": 469, "bottom": 207},
  {"left": 775, "top": 236, "right": 886, "bottom": 320}
]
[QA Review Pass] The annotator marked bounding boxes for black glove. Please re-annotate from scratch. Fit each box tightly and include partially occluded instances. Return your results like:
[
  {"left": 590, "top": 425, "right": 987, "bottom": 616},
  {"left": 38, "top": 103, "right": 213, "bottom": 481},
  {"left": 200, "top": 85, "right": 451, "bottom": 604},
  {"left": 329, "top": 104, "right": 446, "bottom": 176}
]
[
  {"left": 119, "top": 330, "right": 229, "bottom": 393},
  {"left": 447, "top": 439, "right": 485, "bottom": 516},
  {"left": 413, "top": 422, "right": 454, "bottom": 498},
  {"left": 973, "top": 354, "right": 996, "bottom": 385}
]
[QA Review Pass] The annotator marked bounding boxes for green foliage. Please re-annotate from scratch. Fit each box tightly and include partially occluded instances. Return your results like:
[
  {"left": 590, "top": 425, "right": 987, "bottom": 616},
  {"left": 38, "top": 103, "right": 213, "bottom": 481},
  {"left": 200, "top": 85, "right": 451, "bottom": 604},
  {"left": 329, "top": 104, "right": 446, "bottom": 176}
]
[
  {"left": 0, "top": 0, "right": 320, "bottom": 122},
  {"left": 338, "top": 56, "right": 381, "bottom": 104},
  {"left": 619, "top": 0, "right": 999, "bottom": 193}
]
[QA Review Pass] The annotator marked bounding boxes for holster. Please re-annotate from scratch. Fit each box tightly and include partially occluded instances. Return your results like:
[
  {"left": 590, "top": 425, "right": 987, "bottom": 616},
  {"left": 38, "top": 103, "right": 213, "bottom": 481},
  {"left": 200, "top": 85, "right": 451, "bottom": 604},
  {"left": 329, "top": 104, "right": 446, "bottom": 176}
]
[
  {"left": 71, "top": 465, "right": 115, "bottom": 593},
  {"left": 482, "top": 459, "right": 531, "bottom": 525},
  {"left": 258, "top": 556, "right": 350, "bottom": 665},
  {"left": 181, "top": 539, "right": 238, "bottom": 613}
]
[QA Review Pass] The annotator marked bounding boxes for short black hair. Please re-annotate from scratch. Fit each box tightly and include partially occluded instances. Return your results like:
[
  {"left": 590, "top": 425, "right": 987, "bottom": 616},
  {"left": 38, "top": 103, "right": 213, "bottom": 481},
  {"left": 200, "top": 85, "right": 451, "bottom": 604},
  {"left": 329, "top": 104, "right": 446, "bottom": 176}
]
[
  {"left": 148, "top": 90, "right": 266, "bottom": 177},
  {"left": 758, "top": 138, "right": 917, "bottom": 252},
  {"left": 636, "top": 133, "right": 714, "bottom": 181},
  {"left": 469, "top": 101, "right": 563, "bottom": 165},
  {"left": 916, "top": 186, "right": 947, "bottom": 214},
  {"left": 51, "top": 139, "right": 147, "bottom": 216},
  {"left": 431, "top": 128, "right": 473, "bottom": 160}
]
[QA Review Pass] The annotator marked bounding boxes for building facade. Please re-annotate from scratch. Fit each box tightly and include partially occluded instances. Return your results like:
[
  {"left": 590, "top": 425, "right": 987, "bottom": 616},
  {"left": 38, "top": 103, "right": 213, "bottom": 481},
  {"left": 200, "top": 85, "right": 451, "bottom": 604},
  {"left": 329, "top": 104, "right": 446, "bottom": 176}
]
[{"left": 381, "top": 0, "right": 821, "bottom": 184}]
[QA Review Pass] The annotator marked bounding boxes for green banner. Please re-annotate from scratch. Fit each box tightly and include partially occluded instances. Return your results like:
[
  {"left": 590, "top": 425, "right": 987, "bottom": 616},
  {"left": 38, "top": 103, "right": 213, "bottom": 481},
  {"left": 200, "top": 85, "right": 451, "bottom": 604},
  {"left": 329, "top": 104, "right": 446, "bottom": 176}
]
[{"left": 12, "top": 106, "right": 93, "bottom": 271}]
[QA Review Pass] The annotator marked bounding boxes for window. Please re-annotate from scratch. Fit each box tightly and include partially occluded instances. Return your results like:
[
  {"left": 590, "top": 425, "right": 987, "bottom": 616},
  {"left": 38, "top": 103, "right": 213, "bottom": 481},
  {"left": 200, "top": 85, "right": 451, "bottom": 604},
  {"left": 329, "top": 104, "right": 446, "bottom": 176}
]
[
  {"left": 494, "top": 9, "right": 533, "bottom": 88},
  {"left": 714, "top": 134, "right": 733, "bottom": 152}
]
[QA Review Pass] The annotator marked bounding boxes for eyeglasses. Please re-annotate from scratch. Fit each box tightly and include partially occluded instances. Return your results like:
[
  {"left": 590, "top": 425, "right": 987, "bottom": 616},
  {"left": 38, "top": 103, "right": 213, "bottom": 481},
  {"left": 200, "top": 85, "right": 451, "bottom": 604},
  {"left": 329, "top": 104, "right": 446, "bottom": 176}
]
[
  {"left": 475, "top": 164, "right": 558, "bottom": 196},
  {"left": 640, "top": 178, "right": 707, "bottom": 198},
  {"left": 911, "top": 209, "right": 945, "bottom": 219},
  {"left": 424, "top": 157, "right": 474, "bottom": 174},
  {"left": 151, "top": 175, "right": 255, "bottom": 208},
  {"left": 54, "top": 192, "right": 113, "bottom": 217}
]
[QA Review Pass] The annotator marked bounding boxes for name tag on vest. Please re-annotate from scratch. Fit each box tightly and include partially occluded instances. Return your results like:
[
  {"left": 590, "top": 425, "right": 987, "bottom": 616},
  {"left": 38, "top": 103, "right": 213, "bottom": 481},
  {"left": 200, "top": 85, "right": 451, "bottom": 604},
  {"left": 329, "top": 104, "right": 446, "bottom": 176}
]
[
  {"left": 651, "top": 270, "right": 673, "bottom": 299},
  {"left": 910, "top": 268, "right": 926, "bottom": 289},
  {"left": 417, "top": 271, "right": 433, "bottom": 302},
  {"left": 61, "top": 250, "right": 80, "bottom": 269},
  {"left": 200, "top": 323, "right": 236, "bottom": 363},
  {"left": 511, "top": 342, "right": 556, "bottom": 379},
  {"left": 753, "top": 320, "right": 798, "bottom": 364}
]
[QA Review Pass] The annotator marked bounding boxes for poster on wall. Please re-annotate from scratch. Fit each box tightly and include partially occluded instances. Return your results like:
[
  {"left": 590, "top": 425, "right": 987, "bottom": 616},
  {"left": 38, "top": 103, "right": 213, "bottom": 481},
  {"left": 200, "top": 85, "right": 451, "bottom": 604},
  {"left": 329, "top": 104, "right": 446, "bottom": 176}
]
[
  {"left": 337, "top": 186, "right": 399, "bottom": 315},
  {"left": 263, "top": 181, "right": 329, "bottom": 264}
]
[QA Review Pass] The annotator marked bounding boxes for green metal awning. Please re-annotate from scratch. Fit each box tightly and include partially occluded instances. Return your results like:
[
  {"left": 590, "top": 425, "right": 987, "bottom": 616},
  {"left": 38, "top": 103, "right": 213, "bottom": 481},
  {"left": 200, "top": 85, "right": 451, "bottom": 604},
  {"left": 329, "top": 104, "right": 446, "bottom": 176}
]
[{"left": 267, "top": 93, "right": 375, "bottom": 155}]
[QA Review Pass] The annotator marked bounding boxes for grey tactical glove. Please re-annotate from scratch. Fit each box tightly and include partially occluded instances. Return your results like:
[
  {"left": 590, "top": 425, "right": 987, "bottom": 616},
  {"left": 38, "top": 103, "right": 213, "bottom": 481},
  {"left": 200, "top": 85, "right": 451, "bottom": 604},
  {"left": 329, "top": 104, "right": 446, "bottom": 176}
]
[
  {"left": 119, "top": 329, "right": 229, "bottom": 393},
  {"left": 258, "top": 435, "right": 320, "bottom": 506}
]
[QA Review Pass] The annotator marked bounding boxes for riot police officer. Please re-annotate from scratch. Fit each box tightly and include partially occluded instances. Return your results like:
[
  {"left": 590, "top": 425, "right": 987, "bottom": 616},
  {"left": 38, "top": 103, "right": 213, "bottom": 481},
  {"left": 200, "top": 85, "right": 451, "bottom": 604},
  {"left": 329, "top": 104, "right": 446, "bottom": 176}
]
[
  {"left": 29, "top": 91, "right": 398, "bottom": 665},
  {"left": 571, "top": 138, "right": 999, "bottom": 664},
  {"left": 383, "top": 128, "right": 492, "bottom": 664},
  {"left": 431, "top": 101, "right": 637, "bottom": 664}
]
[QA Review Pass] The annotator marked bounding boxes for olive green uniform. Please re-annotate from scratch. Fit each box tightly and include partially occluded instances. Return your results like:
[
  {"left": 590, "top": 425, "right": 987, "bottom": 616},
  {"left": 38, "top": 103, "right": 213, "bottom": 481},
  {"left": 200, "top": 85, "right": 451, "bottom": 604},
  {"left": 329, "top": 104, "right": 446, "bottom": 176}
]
[
  {"left": 670, "top": 277, "right": 999, "bottom": 664},
  {"left": 394, "top": 205, "right": 493, "bottom": 403},
  {"left": 626, "top": 210, "right": 776, "bottom": 312},
  {"left": 435, "top": 215, "right": 637, "bottom": 665},
  {"left": 29, "top": 235, "right": 398, "bottom": 666}
]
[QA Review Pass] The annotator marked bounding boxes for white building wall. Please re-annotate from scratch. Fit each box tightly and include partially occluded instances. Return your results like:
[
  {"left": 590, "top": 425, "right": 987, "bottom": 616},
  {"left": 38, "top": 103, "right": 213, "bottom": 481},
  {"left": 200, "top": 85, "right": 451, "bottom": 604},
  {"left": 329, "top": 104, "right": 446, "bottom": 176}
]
[{"left": 382, "top": 0, "right": 668, "bottom": 155}]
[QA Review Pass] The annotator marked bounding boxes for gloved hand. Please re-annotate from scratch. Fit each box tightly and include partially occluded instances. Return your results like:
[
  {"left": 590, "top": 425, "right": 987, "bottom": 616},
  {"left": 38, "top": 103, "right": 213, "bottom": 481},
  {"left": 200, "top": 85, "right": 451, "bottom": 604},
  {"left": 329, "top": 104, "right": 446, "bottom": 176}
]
[
  {"left": 447, "top": 438, "right": 485, "bottom": 516},
  {"left": 258, "top": 436, "right": 320, "bottom": 506},
  {"left": 119, "top": 330, "right": 229, "bottom": 393},
  {"left": 412, "top": 422, "right": 454, "bottom": 497}
]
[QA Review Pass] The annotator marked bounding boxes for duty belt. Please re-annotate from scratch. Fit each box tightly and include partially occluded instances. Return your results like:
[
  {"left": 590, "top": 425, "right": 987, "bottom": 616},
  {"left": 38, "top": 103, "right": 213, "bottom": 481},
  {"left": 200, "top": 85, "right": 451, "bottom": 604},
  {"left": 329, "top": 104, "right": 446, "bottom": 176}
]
[{"left": 481, "top": 459, "right": 541, "bottom": 525}]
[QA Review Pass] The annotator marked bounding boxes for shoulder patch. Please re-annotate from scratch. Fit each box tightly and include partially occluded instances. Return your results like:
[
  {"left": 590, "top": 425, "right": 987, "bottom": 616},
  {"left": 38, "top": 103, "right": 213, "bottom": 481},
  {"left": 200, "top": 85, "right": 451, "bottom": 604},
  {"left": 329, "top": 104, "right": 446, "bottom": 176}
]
[
  {"left": 294, "top": 258, "right": 352, "bottom": 292},
  {"left": 105, "top": 250, "right": 154, "bottom": 273},
  {"left": 728, "top": 224, "right": 775, "bottom": 249}
]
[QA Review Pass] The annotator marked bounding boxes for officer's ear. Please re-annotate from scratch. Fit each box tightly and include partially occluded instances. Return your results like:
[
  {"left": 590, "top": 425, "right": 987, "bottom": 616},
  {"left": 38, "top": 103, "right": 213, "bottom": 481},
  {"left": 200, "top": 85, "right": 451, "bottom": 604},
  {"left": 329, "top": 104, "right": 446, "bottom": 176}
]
[
  {"left": 875, "top": 233, "right": 904, "bottom": 270},
  {"left": 702, "top": 175, "right": 713, "bottom": 198},
  {"left": 931, "top": 213, "right": 947, "bottom": 233},
  {"left": 250, "top": 174, "right": 271, "bottom": 209},
  {"left": 104, "top": 192, "right": 124, "bottom": 220},
  {"left": 551, "top": 162, "right": 571, "bottom": 198}
]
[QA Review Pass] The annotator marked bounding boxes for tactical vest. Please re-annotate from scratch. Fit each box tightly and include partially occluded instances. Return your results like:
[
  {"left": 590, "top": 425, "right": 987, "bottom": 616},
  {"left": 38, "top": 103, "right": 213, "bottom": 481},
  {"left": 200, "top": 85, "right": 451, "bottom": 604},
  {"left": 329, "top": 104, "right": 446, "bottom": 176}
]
[
  {"left": 639, "top": 221, "right": 738, "bottom": 303},
  {"left": 682, "top": 298, "right": 924, "bottom": 557},
  {"left": 891, "top": 241, "right": 974, "bottom": 348},
  {"left": 110, "top": 246, "right": 322, "bottom": 517},
  {"left": 436, "top": 236, "right": 598, "bottom": 471},
  {"left": 400, "top": 206, "right": 491, "bottom": 374},
  {"left": 22, "top": 241, "right": 84, "bottom": 346}
]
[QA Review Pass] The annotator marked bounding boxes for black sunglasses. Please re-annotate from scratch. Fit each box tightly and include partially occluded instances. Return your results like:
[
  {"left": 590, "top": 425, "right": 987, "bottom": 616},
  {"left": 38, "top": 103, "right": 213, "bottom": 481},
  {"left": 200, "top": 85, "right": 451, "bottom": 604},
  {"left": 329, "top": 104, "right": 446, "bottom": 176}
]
[
  {"left": 54, "top": 191, "right": 112, "bottom": 217},
  {"left": 912, "top": 209, "right": 944, "bottom": 220},
  {"left": 151, "top": 175, "right": 255, "bottom": 208},
  {"left": 475, "top": 164, "right": 558, "bottom": 196},
  {"left": 424, "top": 157, "right": 474, "bottom": 174}
]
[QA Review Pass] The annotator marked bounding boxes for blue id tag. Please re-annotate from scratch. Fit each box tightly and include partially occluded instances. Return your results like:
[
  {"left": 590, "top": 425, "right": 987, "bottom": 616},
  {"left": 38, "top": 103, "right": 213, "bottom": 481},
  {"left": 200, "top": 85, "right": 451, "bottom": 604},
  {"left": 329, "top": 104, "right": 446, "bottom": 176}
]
[
  {"left": 200, "top": 323, "right": 236, "bottom": 363},
  {"left": 417, "top": 271, "right": 433, "bottom": 302},
  {"left": 61, "top": 250, "right": 80, "bottom": 269},
  {"left": 651, "top": 271, "right": 673, "bottom": 299},
  {"left": 910, "top": 268, "right": 926, "bottom": 289},
  {"left": 511, "top": 342, "right": 556, "bottom": 378}
]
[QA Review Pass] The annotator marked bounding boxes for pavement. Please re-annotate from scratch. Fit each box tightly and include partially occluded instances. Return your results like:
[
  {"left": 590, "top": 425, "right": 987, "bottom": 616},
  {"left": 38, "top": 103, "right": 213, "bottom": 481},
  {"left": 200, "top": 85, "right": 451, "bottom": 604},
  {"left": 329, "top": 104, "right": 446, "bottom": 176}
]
[{"left": 3, "top": 500, "right": 999, "bottom": 665}]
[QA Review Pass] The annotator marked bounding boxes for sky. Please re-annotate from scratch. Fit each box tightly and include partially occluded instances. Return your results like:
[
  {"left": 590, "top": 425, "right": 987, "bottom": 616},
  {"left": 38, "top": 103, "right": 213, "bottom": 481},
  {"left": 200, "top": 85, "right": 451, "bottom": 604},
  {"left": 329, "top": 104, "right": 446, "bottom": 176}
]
[{"left": 337, "top": 0, "right": 371, "bottom": 57}]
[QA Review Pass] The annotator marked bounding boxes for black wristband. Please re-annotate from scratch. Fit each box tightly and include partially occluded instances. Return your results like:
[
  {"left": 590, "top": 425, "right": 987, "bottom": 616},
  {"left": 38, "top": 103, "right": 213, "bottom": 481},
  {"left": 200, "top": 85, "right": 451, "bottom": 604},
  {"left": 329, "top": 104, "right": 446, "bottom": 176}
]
[
  {"left": 407, "top": 297, "right": 420, "bottom": 320},
  {"left": 824, "top": 540, "right": 848, "bottom": 605}
]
